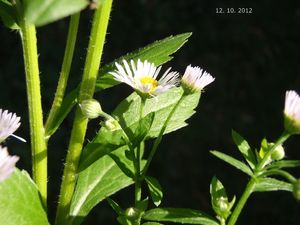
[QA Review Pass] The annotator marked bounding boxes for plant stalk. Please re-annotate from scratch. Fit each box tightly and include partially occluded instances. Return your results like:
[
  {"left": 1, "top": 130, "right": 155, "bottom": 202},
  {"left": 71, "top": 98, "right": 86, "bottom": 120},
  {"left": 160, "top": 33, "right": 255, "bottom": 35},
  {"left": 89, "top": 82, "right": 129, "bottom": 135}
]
[
  {"left": 45, "top": 13, "right": 81, "bottom": 139},
  {"left": 55, "top": 1, "right": 113, "bottom": 224},
  {"left": 20, "top": 20, "right": 47, "bottom": 206}
]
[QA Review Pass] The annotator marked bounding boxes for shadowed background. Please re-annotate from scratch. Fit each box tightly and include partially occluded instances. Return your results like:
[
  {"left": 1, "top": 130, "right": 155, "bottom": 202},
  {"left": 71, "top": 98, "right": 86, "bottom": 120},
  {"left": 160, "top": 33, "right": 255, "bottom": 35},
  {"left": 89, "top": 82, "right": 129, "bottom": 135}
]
[{"left": 1, "top": 0, "right": 300, "bottom": 224}]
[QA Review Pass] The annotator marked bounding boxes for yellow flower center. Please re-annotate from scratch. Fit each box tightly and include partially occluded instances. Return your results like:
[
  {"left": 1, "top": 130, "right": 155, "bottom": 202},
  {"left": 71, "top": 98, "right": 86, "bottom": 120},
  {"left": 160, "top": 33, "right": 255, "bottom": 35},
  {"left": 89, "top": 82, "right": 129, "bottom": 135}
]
[{"left": 140, "top": 76, "right": 158, "bottom": 93}]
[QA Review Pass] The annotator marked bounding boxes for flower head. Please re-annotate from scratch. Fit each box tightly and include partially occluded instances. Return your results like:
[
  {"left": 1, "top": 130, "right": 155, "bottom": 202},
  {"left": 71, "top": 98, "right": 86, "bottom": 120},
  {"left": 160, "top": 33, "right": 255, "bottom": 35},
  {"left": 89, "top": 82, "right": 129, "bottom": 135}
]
[
  {"left": 0, "top": 146, "right": 19, "bottom": 182},
  {"left": 181, "top": 65, "right": 215, "bottom": 94},
  {"left": 79, "top": 99, "right": 103, "bottom": 119},
  {"left": 0, "top": 109, "right": 22, "bottom": 143},
  {"left": 284, "top": 90, "right": 300, "bottom": 134},
  {"left": 110, "top": 59, "right": 179, "bottom": 97}
]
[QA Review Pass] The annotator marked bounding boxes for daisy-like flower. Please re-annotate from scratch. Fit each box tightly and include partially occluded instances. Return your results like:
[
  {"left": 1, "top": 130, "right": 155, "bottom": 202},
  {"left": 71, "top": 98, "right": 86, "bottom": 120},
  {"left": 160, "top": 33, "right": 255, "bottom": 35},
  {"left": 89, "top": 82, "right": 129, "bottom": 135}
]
[
  {"left": 0, "top": 146, "right": 19, "bottom": 182},
  {"left": 110, "top": 59, "right": 180, "bottom": 97},
  {"left": 0, "top": 109, "right": 25, "bottom": 143},
  {"left": 181, "top": 65, "right": 215, "bottom": 94},
  {"left": 284, "top": 90, "right": 300, "bottom": 134}
]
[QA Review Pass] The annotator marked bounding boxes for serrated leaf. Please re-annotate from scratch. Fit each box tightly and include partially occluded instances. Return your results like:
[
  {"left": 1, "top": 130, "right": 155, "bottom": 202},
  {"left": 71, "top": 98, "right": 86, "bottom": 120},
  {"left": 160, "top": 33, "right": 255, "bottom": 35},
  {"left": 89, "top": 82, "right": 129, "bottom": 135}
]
[
  {"left": 95, "top": 33, "right": 192, "bottom": 91},
  {"left": 0, "top": 0, "right": 19, "bottom": 29},
  {"left": 79, "top": 87, "right": 200, "bottom": 171},
  {"left": 145, "top": 176, "right": 163, "bottom": 207},
  {"left": 69, "top": 148, "right": 134, "bottom": 225},
  {"left": 254, "top": 177, "right": 293, "bottom": 192},
  {"left": 266, "top": 160, "right": 300, "bottom": 170},
  {"left": 142, "top": 208, "right": 218, "bottom": 225},
  {"left": 0, "top": 169, "right": 49, "bottom": 225},
  {"left": 44, "top": 33, "right": 191, "bottom": 139},
  {"left": 231, "top": 130, "right": 256, "bottom": 169},
  {"left": 210, "top": 150, "right": 253, "bottom": 176},
  {"left": 23, "top": 0, "right": 89, "bottom": 26}
]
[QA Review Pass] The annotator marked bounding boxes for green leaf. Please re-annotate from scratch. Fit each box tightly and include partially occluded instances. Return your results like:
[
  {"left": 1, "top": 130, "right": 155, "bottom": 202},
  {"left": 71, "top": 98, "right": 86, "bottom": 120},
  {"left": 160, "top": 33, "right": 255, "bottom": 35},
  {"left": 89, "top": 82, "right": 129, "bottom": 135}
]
[
  {"left": 69, "top": 148, "right": 134, "bottom": 225},
  {"left": 210, "top": 150, "right": 253, "bottom": 176},
  {"left": 254, "top": 177, "right": 293, "bottom": 192},
  {"left": 0, "top": 0, "right": 19, "bottom": 29},
  {"left": 23, "top": 0, "right": 89, "bottom": 26},
  {"left": 109, "top": 149, "right": 135, "bottom": 178},
  {"left": 79, "top": 87, "right": 200, "bottom": 171},
  {"left": 145, "top": 176, "right": 163, "bottom": 207},
  {"left": 95, "top": 33, "right": 192, "bottom": 91},
  {"left": 231, "top": 130, "right": 256, "bottom": 169},
  {"left": 107, "top": 198, "right": 124, "bottom": 215},
  {"left": 142, "top": 223, "right": 164, "bottom": 225},
  {"left": 0, "top": 169, "right": 49, "bottom": 225},
  {"left": 142, "top": 208, "right": 218, "bottom": 225},
  {"left": 45, "top": 33, "right": 191, "bottom": 138},
  {"left": 266, "top": 160, "right": 300, "bottom": 170}
]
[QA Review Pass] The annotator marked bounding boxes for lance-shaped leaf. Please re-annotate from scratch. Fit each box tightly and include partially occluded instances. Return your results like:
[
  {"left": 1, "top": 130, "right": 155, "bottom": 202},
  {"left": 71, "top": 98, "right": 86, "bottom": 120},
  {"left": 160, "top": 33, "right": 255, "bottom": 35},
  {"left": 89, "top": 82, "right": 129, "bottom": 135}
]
[
  {"left": 0, "top": 0, "right": 19, "bottom": 29},
  {"left": 266, "top": 160, "right": 300, "bottom": 170},
  {"left": 23, "top": 0, "right": 89, "bottom": 26},
  {"left": 231, "top": 130, "right": 256, "bottom": 169},
  {"left": 0, "top": 169, "right": 49, "bottom": 225},
  {"left": 69, "top": 148, "right": 134, "bottom": 225},
  {"left": 142, "top": 208, "right": 219, "bottom": 225},
  {"left": 254, "top": 177, "right": 293, "bottom": 192},
  {"left": 145, "top": 176, "right": 163, "bottom": 207},
  {"left": 210, "top": 150, "right": 253, "bottom": 176}
]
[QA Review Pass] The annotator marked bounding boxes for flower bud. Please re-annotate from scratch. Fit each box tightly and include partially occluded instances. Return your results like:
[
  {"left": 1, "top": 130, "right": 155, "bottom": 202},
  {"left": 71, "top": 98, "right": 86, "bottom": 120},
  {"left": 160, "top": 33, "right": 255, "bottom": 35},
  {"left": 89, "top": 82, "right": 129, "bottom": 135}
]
[
  {"left": 125, "top": 207, "right": 140, "bottom": 221},
  {"left": 270, "top": 144, "right": 285, "bottom": 161},
  {"left": 79, "top": 99, "right": 102, "bottom": 119},
  {"left": 293, "top": 179, "right": 300, "bottom": 200},
  {"left": 103, "top": 118, "right": 121, "bottom": 131}
]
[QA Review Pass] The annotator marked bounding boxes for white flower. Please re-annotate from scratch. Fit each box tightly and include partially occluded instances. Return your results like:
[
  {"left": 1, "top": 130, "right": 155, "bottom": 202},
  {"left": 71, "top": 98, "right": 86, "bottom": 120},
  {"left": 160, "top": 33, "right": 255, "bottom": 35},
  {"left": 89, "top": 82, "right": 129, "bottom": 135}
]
[
  {"left": 284, "top": 90, "right": 300, "bottom": 134},
  {"left": 0, "top": 109, "right": 24, "bottom": 143},
  {"left": 0, "top": 146, "right": 19, "bottom": 182},
  {"left": 181, "top": 65, "right": 215, "bottom": 94},
  {"left": 110, "top": 59, "right": 179, "bottom": 97}
]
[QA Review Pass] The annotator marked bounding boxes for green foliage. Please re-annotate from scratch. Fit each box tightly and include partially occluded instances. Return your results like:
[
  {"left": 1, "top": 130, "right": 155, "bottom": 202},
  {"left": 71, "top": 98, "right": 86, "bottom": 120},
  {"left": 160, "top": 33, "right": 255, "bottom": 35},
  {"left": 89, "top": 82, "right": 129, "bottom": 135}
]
[
  {"left": 45, "top": 33, "right": 191, "bottom": 139},
  {"left": 145, "top": 176, "right": 163, "bottom": 207},
  {"left": 210, "top": 150, "right": 253, "bottom": 176},
  {"left": 95, "top": 33, "right": 192, "bottom": 91},
  {"left": 210, "top": 177, "right": 235, "bottom": 221},
  {"left": 254, "top": 178, "right": 293, "bottom": 192},
  {"left": 0, "top": 0, "right": 19, "bottom": 29},
  {"left": 69, "top": 148, "right": 134, "bottom": 225},
  {"left": 142, "top": 222, "right": 164, "bottom": 225},
  {"left": 142, "top": 208, "right": 219, "bottom": 225},
  {"left": 0, "top": 169, "right": 49, "bottom": 225},
  {"left": 79, "top": 87, "right": 200, "bottom": 170},
  {"left": 231, "top": 130, "right": 256, "bottom": 169},
  {"left": 23, "top": 0, "right": 88, "bottom": 26},
  {"left": 266, "top": 160, "right": 300, "bottom": 170}
]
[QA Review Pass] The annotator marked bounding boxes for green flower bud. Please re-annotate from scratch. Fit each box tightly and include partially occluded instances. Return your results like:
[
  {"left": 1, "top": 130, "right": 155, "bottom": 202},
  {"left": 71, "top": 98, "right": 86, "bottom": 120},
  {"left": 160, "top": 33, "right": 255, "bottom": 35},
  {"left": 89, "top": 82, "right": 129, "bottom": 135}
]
[
  {"left": 79, "top": 99, "right": 102, "bottom": 119},
  {"left": 125, "top": 207, "right": 140, "bottom": 221},
  {"left": 103, "top": 118, "right": 121, "bottom": 131},
  {"left": 293, "top": 179, "right": 300, "bottom": 200},
  {"left": 270, "top": 144, "right": 285, "bottom": 161}
]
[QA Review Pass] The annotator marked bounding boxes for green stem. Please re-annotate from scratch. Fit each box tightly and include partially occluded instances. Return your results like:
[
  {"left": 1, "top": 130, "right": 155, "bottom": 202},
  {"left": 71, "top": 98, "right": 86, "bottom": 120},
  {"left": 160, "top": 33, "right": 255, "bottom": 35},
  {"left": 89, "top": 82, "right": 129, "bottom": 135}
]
[
  {"left": 55, "top": 2, "right": 113, "bottom": 224},
  {"left": 227, "top": 132, "right": 290, "bottom": 225},
  {"left": 135, "top": 98, "right": 146, "bottom": 204},
  {"left": 45, "top": 13, "right": 80, "bottom": 139},
  {"left": 142, "top": 94, "right": 186, "bottom": 177},
  {"left": 20, "top": 20, "right": 47, "bottom": 206},
  {"left": 227, "top": 178, "right": 256, "bottom": 225}
]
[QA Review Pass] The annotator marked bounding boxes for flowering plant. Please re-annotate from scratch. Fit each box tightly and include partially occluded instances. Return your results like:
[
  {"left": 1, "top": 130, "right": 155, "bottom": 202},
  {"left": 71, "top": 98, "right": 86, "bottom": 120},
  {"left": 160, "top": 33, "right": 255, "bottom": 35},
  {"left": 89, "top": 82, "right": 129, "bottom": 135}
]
[{"left": 0, "top": 1, "right": 299, "bottom": 225}]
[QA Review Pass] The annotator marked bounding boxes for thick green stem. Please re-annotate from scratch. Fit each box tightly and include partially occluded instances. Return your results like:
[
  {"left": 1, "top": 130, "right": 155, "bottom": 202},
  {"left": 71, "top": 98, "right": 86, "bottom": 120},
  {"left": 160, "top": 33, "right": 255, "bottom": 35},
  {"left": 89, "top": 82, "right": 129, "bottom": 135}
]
[
  {"left": 227, "top": 132, "right": 290, "bottom": 225},
  {"left": 20, "top": 21, "right": 47, "bottom": 206},
  {"left": 55, "top": 2, "right": 113, "bottom": 225},
  {"left": 45, "top": 13, "right": 80, "bottom": 139},
  {"left": 142, "top": 94, "right": 186, "bottom": 177},
  {"left": 227, "top": 178, "right": 256, "bottom": 225}
]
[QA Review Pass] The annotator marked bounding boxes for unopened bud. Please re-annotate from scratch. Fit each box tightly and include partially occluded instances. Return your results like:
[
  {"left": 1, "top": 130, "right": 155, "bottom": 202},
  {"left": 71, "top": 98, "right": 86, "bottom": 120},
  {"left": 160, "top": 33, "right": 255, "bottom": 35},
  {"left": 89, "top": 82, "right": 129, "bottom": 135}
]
[
  {"left": 293, "top": 179, "right": 300, "bottom": 200},
  {"left": 271, "top": 144, "right": 285, "bottom": 161},
  {"left": 79, "top": 99, "right": 102, "bottom": 119},
  {"left": 125, "top": 207, "right": 140, "bottom": 221},
  {"left": 103, "top": 118, "right": 121, "bottom": 131}
]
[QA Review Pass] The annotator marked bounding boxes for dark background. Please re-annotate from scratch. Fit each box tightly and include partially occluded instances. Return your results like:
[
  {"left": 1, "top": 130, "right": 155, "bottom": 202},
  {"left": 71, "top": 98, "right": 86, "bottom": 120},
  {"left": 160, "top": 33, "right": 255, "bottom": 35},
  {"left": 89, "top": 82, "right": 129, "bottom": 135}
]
[{"left": 1, "top": 0, "right": 300, "bottom": 224}]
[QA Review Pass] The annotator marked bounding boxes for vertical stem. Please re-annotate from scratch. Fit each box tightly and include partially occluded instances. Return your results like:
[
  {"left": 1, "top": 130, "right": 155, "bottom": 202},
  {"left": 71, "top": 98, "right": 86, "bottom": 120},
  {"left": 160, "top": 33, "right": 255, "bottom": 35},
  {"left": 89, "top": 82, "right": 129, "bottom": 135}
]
[
  {"left": 227, "top": 179, "right": 256, "bottom": 225},
  {"left": 45, "top": 13, "right": 81, "bottom": 138},
  {"left": 134, "top": 98, "right": 146, "bottom": 204},
  {"left": 55, "top": 1, "right": 113, "bottom": 224},
  {"left": 20, "top": 21, "right": 47, "bottom": 206}
]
